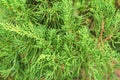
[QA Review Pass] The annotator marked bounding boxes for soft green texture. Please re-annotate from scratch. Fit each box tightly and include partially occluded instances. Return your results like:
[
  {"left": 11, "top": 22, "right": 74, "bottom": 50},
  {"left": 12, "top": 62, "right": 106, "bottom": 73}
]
[{"left": 0, "top": 0, "right": 120, "bottom": 80}]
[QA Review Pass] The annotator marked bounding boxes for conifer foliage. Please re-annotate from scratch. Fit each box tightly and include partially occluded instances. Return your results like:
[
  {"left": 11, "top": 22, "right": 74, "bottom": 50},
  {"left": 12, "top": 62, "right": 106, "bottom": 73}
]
[{"left": 0, "top": 0, "right": 120, "bottom": 80}]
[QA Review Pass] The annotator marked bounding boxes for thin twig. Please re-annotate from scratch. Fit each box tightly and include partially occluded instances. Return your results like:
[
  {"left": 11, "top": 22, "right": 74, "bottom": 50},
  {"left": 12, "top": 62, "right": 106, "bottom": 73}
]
[{"left": 98, "top": 20, "right": 105, "bottom": 44}]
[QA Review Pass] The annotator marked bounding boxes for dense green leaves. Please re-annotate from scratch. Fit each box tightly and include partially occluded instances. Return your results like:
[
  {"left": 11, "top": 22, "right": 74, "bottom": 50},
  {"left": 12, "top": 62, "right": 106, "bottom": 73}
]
[{"left": 0, "top": 0, "right": 120, "bottom": 80}]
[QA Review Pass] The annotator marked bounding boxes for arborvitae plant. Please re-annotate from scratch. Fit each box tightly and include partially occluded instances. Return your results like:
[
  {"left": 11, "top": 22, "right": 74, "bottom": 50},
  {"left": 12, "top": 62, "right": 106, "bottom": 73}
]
[{"left": 0, "top": 0, "right": 120, "bottom": 80}]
